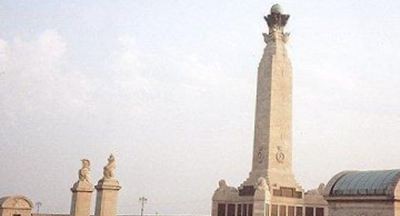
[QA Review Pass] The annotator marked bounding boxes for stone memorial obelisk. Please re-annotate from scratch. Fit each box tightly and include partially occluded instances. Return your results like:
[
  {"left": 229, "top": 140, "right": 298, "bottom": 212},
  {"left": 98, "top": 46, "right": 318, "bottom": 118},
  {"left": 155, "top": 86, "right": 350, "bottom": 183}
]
[
  {"left": 211, "top": 4, "right": 326, "bottom": 216},
  {"left": 70, "top": 159, "right": 94, "bottom": 216},
  {"left": 94, "top": 154, "right": 121, "bottom": 216},
  {"left": 240, "top": 3, "right": 300, "bottom": 191}
]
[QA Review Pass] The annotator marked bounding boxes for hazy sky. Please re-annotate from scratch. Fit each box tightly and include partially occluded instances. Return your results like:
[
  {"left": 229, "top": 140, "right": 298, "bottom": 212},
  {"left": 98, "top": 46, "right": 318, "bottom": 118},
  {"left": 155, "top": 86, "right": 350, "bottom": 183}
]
[{"left": 1, "top": 0, "right": 400, "bottom": 215}]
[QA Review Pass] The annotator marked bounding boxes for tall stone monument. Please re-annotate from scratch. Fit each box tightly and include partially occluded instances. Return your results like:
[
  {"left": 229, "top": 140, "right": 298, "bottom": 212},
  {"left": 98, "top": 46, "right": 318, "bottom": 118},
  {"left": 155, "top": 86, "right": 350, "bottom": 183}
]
[
  {"left": 212, "top": 4, "right": 327, "bottom": 216},
  {"left": 94, "top": 154, "right": 121, "bottom": 216},
  {"left": 241, "top": 3, "right": 298, "bottom": 191},
  {"left": 70, "top": 159, "right": 94, "bottom": 216}
]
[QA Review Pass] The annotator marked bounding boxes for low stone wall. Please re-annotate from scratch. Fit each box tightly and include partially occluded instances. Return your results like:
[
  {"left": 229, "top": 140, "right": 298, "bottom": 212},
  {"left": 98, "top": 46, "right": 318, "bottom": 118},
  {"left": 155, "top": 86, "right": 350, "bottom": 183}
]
[
  {"left": 32, "top": 214, "right": 210, "bottom": 216},
  {"left": 328, "top": 201, "right": 394, "bottom": 216}
]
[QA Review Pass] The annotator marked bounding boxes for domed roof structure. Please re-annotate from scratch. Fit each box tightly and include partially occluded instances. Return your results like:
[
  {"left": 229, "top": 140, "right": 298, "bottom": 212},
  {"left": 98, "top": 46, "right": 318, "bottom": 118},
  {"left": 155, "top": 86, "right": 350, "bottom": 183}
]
[
  {"left": 324, "top": 169, "right": 400, "bottom": 197},
  {"left": 270, "top": 4, "right": 283, "bottom": 14},
  {"left": 0, "top": 195, "right": 33, "bottom": 209}
]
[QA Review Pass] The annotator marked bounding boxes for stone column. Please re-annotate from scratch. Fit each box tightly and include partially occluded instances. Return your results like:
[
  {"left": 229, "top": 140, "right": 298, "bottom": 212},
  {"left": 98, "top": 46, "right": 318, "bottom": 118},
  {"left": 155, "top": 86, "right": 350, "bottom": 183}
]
[
  {"left": 94, "top": 154, "right": 121, "bottom": 216},
  {"left": 70, "top": 159, "right": 94, "bottom": 216}
]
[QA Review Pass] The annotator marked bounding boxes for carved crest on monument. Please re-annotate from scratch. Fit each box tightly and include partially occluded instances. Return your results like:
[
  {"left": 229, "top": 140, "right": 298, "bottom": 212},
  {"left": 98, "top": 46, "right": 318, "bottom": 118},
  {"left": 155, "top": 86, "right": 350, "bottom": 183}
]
[
  {"left": 257, "top": 146, "right": 265, "bottom": 163},
  {"left": 276, "top": 146, "right": 285, "bottom": 163}
]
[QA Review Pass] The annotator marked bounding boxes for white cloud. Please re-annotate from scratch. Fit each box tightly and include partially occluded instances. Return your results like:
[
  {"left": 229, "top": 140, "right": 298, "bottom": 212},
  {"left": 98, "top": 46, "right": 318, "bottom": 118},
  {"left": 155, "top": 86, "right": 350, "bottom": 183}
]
[
  {"left": 0, "top": 30, "right": 91, "bottom": 123},
  {"left": 0, "top": 39, "right": 8, "bottom": 76},
  {"left": 103, "top": 35, "right": 253, "bottom": 118}
]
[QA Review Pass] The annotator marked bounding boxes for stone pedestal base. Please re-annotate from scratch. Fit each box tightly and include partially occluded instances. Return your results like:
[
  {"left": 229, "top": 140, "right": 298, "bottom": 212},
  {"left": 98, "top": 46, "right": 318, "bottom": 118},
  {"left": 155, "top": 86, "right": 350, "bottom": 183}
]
[
  {"left": 94, "top": 179, "right": 121, "bottom": 216},
  {"left": 211, "top": 178, "right": 329, "bottom": 216},
  {"left": 212, "top": 181, "right": 271, "bottom": 216},
  {"left": 70, "top": 181, "right": 94, "bottom": 216}
]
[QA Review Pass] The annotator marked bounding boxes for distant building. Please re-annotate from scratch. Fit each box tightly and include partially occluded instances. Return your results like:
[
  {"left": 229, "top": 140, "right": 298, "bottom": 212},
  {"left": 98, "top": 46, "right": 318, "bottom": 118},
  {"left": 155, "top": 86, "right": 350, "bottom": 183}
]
[
  {"left": 324, "top": 169, "right": 400, "bottom": 216},
  {"left": 0, "top": 195, "right": 33, "bottom": 216}
]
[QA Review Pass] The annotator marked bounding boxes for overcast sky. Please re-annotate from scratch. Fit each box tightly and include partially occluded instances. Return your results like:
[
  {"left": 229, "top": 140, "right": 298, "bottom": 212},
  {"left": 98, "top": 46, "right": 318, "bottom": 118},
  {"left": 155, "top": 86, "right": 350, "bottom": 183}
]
[{"left": 1, "top": 0, "right": 400, "bottom": 215}]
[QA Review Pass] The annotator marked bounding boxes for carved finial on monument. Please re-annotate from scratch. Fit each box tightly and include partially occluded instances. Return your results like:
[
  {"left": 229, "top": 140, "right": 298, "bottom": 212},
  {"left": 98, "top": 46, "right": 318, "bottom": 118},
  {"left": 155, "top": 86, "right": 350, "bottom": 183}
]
[
  {"left": 94, "top": 154, "right": 121, "bottom": 216},
  {"left": 256, "top": 177, "right": 269, "bottom": 191},
  {"left": 213, "top": 179, "right": 238, "bottom": 201},
  {"left": 218, "top": 179, "right": 227, "bottom": 188},
  {"left": 216, "top": 179, "right": 238, "bottom": 192},
  {"left": 317, "top": 183, "right": 326, "bottom": 194},
  {"left": 70, "top": 159, "right": 93, "bottom": 216},
  {"left": 254, "top": 177, "right": 271, "bottom": 201},
  {"left": 103, "top": 154, "right": 116, "bottom": 180},
  {"left": 72, "top": 158, "right": 93, "bottom": 190},
  {"left": 262, "top": 4, "right": 290, "bottom": 44},
  {"left": 306, "top": 183, "right": 326, "bottom": 195},
  {"left": 78, "top": 159, "right": 91, "bottom": 183}
]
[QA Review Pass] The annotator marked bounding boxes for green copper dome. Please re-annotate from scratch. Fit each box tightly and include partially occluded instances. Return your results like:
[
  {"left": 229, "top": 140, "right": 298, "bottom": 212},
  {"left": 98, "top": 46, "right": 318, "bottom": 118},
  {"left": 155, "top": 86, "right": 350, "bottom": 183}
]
[{"left": 325, "top": 169, "right": 400, "bottom": 197}]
